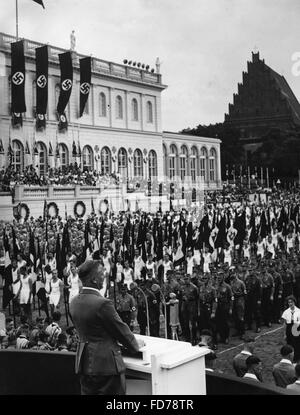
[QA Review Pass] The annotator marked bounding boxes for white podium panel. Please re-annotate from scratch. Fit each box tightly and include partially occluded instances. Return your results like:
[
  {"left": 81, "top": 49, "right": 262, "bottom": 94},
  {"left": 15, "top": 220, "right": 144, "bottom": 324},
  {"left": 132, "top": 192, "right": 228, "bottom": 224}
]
[{"left": 124, "top": 335, "right": 209, "bottom": 395}]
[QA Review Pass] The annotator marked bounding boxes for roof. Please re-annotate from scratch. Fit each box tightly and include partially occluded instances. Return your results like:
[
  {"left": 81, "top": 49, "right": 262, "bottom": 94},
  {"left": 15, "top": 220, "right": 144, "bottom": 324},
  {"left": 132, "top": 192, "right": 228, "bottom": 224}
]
[{"left": 266, "top": 65, "right": 300, "bottom": 124}]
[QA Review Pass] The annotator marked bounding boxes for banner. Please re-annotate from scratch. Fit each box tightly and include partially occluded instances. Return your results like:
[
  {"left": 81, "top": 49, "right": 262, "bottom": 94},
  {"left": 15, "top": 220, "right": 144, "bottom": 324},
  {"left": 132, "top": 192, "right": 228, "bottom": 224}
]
[
  {"left": 79, "top": 56, "right": 91, "bottom": 117},
  {"left": 35, "top": 45, "right": 48, "bottom": 130},
  {"left": 33, "top": 0, "right": 45, "bottom": 8},
  {"left": 11, "top": 40, "right": 26, "bottom": 124},
  {"left": 57, "top": 52, "right": 73, "bottom": 130}
]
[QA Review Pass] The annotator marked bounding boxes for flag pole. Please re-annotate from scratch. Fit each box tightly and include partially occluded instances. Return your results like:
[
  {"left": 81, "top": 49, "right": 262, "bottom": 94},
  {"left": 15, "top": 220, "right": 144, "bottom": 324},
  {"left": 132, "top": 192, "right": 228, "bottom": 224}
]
[{"left": 16, "top": 0, "right": 19, "bottom": 41}]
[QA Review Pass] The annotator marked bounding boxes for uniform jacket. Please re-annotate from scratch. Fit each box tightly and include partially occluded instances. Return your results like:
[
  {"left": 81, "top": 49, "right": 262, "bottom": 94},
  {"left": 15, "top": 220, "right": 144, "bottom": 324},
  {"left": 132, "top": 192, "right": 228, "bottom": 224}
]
[
  {"left": 69, "top": 287, "right": 139, "bottom": 376},
  {"left": 272, "top": 360, "right": 297, "bottom": 388}
]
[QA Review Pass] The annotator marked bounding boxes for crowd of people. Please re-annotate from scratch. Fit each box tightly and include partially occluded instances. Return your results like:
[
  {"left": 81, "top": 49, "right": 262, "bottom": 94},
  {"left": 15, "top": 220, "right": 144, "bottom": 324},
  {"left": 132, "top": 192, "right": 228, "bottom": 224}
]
[
  {"left": 1, "top": 185, "right": 300, "bottom": 389},
  {"left": 0, "top": 164, "right": 120, "bottom": 191}
]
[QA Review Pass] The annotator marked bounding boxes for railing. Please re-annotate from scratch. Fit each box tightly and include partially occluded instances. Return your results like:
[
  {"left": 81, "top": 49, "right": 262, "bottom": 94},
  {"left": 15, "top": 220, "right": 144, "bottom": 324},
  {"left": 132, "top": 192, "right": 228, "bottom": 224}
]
[{"left": 0, "top": 32, "right": 163, "bottom": 87}]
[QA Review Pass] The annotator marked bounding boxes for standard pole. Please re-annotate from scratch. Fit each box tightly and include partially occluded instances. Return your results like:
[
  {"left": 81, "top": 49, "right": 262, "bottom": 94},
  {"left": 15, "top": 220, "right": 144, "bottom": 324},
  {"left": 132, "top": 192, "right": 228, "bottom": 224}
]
[{"left": 16, "top": 0, "right": 19, "bottom": 40}]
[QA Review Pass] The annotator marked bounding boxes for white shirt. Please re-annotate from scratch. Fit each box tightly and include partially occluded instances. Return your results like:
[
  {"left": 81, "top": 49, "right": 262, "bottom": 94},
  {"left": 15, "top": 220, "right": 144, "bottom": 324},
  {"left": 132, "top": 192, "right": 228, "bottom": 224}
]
[
  {"left": 82, "top": 286, "right": 101, "bottom": 294},
  {"left": 280, "top": 359, "right": 293, "bottom": 365},
  {"left": 241, "top": 350, "right": 252, "bottom": 356},
  {"left": 282, "top": 307, "right": 300, "bottom": 324}
]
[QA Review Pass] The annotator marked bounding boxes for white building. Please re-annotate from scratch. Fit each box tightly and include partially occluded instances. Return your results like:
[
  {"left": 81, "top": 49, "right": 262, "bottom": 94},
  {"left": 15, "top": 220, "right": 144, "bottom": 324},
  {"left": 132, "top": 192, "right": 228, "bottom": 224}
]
[{"left": 0, "top": 32, "right": 221, "bottom": 217}]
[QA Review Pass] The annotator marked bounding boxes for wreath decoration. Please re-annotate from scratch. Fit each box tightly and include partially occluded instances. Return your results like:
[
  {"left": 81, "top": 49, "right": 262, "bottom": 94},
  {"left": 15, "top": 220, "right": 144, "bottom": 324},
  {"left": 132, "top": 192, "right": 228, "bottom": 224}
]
[
  {"left": 14, "top": 203, "right": 30, "bottom": 221},
  {"left": 47, "top": 202, "right": 59, "bottom": 218},
  {"left": 73, "top": 201, "right": 86, "bottom": 218}
]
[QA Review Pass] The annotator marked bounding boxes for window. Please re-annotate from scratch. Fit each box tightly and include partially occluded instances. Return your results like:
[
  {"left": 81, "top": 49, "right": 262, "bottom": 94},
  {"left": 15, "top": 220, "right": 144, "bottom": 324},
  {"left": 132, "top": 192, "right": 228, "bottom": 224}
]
[
  {"left": 82, "top": 145, "right": 94, "bottom": 171},
  {"left": 209, "top": 148, "right": 216, "bottom": 181},
  {"left": 12, "top": 140, "right": 24, "bottom": 172},
  {"left": 116, "top": 95, "right": 123, "bottom": 119},
  {"left": 190, "top": 146, "right": 198, "bottom": 182},
  {"left": 101, "top": 147, "right": 111, "bottom": 174},
  {"left": 148, "top": 150, "right": 157, "bottom": 179},
  {"left": 179, "top": 146, "right": 188, "bottom": 181},
  {"left": 99, "top": 92, "right": 107, "bottom": 117},
  {"left": 200, "top": 147, "right": 207, "bottom": 180},
  {"left": 132, "top": 98, "right": 138, "bottom": 121},
  {"left": 147, "top": 101, "right": 153, "bottom": 123},
  {"left": 169, "top": 144, "right": 177, "bottom": 179},
  {"left": 163, "top": 144, "right": 168, "bottom": 178},
  {"left": 118, "top": 147, "right": 127, "bottom": 176},
  {"left": 59, "top": 143, "right": 69, "bottom": 169},
  {"left": 133, "top": 149, "right": 143, "bottom": 177},
  {"left": 37, "top": 141, "right": 47, "bottom": 177}
]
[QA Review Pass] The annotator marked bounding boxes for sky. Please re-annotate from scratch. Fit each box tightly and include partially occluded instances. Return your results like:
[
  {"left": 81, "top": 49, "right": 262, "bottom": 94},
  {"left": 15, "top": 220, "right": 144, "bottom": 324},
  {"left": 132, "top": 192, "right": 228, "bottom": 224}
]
[{"left": 1, "top": 0, "right": 300, "bottom": 131}]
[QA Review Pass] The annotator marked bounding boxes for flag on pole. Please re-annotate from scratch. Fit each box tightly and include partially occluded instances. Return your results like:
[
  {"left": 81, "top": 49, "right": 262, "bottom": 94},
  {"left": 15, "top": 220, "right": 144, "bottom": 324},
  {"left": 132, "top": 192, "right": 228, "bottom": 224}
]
[{"left": 33, "top": 0, "right": 45, "bottom": 9}]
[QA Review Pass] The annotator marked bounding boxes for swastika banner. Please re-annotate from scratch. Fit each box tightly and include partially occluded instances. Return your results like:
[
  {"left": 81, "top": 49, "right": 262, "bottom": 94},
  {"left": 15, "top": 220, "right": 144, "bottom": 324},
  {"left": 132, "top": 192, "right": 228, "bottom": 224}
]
[
  {"left": 57, "top": 51, "right": 73, "bottom": 120},
  {"left": 35, "top": 45, "right": 48, "bottom": 129},
  {"left": 79, "top": 56, "right": 92, "bottom": 117},
  {"left": 11, "top": 40, "right": 26, "bottom": 114}
]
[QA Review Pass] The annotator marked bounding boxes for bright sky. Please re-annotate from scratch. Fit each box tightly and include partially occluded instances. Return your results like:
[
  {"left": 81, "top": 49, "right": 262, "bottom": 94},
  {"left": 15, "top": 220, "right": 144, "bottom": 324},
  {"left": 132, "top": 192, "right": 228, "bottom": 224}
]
[{"left": 1, "top": 0, "right": 300, "bottom": 131}]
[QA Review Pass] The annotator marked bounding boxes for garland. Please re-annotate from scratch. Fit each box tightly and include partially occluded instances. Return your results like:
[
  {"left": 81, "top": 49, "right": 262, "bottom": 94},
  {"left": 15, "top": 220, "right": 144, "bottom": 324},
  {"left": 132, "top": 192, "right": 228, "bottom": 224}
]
[
  {"left": 14, "top": 203, "right": 30, "bottom": 221},
  {"left": 47, "top": 202, "right": 59, "bottom": 218},
  {"left": 74, "top": 201, "right": 86, "bottom": 218}
]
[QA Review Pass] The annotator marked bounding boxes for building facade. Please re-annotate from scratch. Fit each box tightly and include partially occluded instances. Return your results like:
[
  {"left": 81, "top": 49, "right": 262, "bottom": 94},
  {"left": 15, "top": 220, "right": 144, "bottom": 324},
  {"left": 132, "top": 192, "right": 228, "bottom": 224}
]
[
  {"left": 0, "top": 32, "right": 221, "bottom": 194},
  {"left": 224, "top": 51, "right": 300, "bottom": 156}
]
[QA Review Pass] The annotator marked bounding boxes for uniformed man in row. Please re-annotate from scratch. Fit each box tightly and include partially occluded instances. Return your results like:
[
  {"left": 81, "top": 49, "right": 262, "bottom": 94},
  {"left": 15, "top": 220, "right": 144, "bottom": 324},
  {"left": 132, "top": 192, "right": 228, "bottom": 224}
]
[
  {"left": 244, "top": 267, "right": 262, "bottom": 333},
  {"left": 198, "top": 272, "right": 217, "bottom": 345},
  {"left": 115, "top": 284, "right": 136, "bottom": 330},
  {"left": 230, "top": 269, "right": 247, "bottom": 339},
  {"left": 215, "top": 271, "right": 233, "bottom": 344},
  {"left": 178, "top": 274, "right": 198, "bottom": 345}
]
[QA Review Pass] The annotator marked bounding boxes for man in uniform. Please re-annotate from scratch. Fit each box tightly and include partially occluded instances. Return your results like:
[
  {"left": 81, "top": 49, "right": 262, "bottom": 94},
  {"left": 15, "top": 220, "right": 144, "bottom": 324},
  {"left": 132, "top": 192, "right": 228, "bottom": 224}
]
[
  {"left": 260, "top": 264, "right": 275, "bottom": 328},
  {"left": 215, "top": 271, "right": 233, "bottom": 344},
  {"left": 198, "top": 273, "right": 218, "bottom": 345},
  {"left": 115, "top": 285, "right": 136, "bottom": 330},
  {"left": 281, "top": 260, "right": 295, "bottom": 305},
  {"left": 178, "top": 274, "right": 198, "bottom": 345},
  {"left": 131, "top": 281, "right": 148, "bottom": 335},
  {"left": 244, "top": 267, "right": 262, "bottom": 333},
  {"left": 269, "top": 261, "right": 283, "bottom": 324},
  {"left": 230, "top": 270, "right": 247, "bottom": 339}
]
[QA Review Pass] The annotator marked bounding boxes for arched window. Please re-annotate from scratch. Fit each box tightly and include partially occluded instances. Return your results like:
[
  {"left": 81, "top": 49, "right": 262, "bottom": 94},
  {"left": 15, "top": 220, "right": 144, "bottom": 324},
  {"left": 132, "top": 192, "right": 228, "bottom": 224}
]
[
  {"left": 190, "top": 146, "right": 198, "bottom": 182},
  {"left": 118, "top": 147, "right": 127, "bottom": 177},
  {"left": 99, "top": 92, "right": 107, "bottom": 117},
  {"left": 209, "top": 148, "right": 216, "bottom": 181},
  {"left": 147, "top": 101, "right": 153, "bottom": 123},
  {"left": 133, "top": 149, "right": 143, "bottom": 177},
  {"left": 169, "top": 144, "right": 178, "bottom": 180},
  {"left": 179, "top": 145, "right": 188, "bottom": 181},
  {"left": 37, "top": 141, "right": 47, "bottom": 177},
  {"left": 59, "top": 143, "right": 69, "bottom": 169},
  {"left": 132, "top": 98, "right": 138, "bottom": 121},
  {"left": 200, "top": 147, "right": 208, "bottom": 180},
  {"left": 101, "top": 147, "right": 111, "bottom": 174},
  {"left": 82, "top": 145, "right": 94, "bottom": 171},
  {"left": 12, "top": 140, "right": 24, "bottom": 172},
  {"left": 163, "top": 144, "right": 168, "bottom": 178},
  {"left": 148, "top": 150, "right": 157, "bottom": 179},
  {"left": 116, "top": 95, "right": 123, "bottom": 119}
]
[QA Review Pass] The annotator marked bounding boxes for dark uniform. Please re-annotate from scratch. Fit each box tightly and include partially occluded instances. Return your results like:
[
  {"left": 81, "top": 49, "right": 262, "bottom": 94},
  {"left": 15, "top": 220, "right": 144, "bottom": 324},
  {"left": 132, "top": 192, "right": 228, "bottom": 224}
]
[
  {"left": 293, "top": 262, "right": 300, "bottom": 306},
  {"left": 146, "top": 287, "right": 161, "bottom": 337},
  {"left": 198, "top": 279, "right": 217, "bottom": 343},
  {"left": 179, "top": 280, "right": 198, "bottom": 344},
  {"left": 260, "top": 270, "right": 274, "bottom": 327},
  {"left": 115, "top": 291, "right": 136, "bottom": 330},
  {"left": 215, "top": 279, "right": 233, "bottom": 343},
  {"left": 132, "top": 285, "right": 148, "bottom": 335},
  {"left": 271, "top": 268, "right": 283, "bottom": 323},
  {"left": 230, "top": 276, "right": 247, "bottom": 337},
  {"left": 245, "top": 271, "right": 262, "bottom": 332},
  {"left": 281, "top": 265, "right": 295, "bottom": 306}
]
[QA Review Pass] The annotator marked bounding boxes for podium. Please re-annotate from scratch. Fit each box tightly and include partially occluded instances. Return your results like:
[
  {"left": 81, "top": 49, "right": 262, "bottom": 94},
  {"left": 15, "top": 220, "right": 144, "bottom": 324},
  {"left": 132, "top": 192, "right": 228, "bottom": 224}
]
[{"left": 124, "top": 335, "right": 209, "bottom": 395}]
